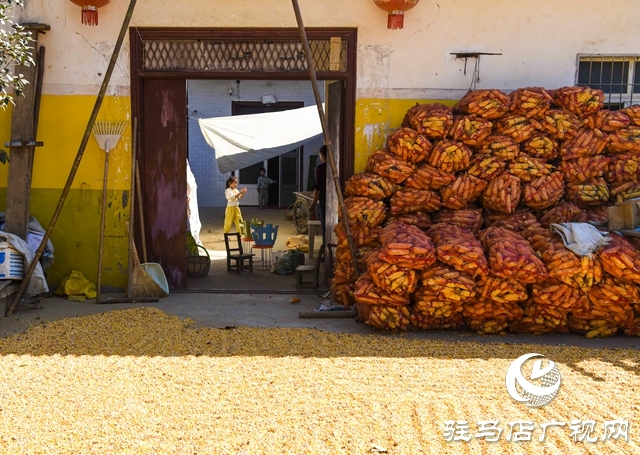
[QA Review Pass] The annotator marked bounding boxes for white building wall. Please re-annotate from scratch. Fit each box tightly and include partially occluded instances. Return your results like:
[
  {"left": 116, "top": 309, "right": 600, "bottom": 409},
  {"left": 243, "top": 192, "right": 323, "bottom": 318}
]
[
  {"left": 17, "top": 0, "right": 640, "bottom": 99},
  {"left": 187, "top": 80, "right": 325, "bottom": 207}
]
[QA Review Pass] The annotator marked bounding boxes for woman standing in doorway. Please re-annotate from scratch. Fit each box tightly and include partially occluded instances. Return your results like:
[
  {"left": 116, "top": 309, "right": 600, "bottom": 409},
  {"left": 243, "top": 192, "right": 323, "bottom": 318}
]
[{"left": 224, "top": 176, "right": 247, "bottom": 233}]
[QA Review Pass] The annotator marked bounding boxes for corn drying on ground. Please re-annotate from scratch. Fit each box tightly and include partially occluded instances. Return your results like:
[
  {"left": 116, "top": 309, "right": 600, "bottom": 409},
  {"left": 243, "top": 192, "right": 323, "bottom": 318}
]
[{"left": 0, "top": 307, "right": 637, "bottom": 454}]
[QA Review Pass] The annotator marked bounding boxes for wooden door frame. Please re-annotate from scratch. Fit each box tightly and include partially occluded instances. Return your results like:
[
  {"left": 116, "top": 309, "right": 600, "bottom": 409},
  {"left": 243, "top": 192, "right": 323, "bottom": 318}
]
[{"left": 130, "top": 27, "right": 357, "bottom": 184}]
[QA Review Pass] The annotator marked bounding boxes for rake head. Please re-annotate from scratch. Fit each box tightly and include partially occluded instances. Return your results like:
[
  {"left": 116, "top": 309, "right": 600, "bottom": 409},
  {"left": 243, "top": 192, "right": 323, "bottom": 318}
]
[{"left": 92, "top": 121, "right": 128, "bottom": 151}]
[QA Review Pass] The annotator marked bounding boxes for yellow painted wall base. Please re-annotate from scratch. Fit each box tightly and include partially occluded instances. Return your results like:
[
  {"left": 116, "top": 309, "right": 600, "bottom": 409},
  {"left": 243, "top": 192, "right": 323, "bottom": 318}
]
[{"left": 354, "top": 98, "right": 456, "bottom": 173}]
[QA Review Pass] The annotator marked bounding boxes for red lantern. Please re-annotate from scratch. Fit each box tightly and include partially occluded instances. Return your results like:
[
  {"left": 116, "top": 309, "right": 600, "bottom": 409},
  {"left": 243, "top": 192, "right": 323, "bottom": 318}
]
[
  {"left": 70, "top": 0, "right": 110, "bottom": 26},
  {"left": 373, "top": 0, "right": 420, "bottom": 30}
]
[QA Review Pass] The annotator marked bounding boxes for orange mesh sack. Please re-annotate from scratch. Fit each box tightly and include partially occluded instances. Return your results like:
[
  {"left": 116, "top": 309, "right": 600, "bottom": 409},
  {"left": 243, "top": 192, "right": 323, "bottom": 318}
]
[
  {"left": 389, "top": 189, "right": 441, "bottom": 215},
  {"left": 508, "top": 155, "right": 553, "bottom": 183},
  {"left": 453, "top": 89, "right": 511, "bottom": 119},
  {"left": 558, "top": 155, "right": 611, "bottom": 184},
  {"left": 620, "top": 105, "right": 640, "bottom": 127},
  {"left": 531, "top": 280, "right": 589, "bottom": 312},
  {"left": 463, "top": 299, "right": 524, "bottom": 335},
  {"left": 553, "top": 86, "right": 605, "bottom": 118},
  {"left": 509, "top": 300, "right": 569, "bottom": 334},
  {"left": 478, "top": 226, "right": 549, "bottom": 283},
  {"left": 385, "top": 211, "right": 432, "bottom": 230},
  {"left": 353, "top": 273, "right": 411, "bottom": 307},
  {"left": 467, "top": 154, "right": 508, "bottom": 181},
  {"left": 428, "top": 140, "right": 473, "bottom": 173},
  {"left": 344, "top": 173, "right": 398, "bottom": 200},
  {"left": 364, "top": 303, "right": 412, "bottom": 331},
  {"left": 409, "top": 307, "right": 465, "bottom": 330},
  {"left": 522, "top": 172, "right": 565, "bottom": 211},
  {"left": 366, "top": 151, "right": 415, "bottom": 184},
  {"left": 450, "top": 115, "right": 493, "bottom": 147},
  {"left": 341, "top": 196, "right": 387, "bottom": 229},
  {"left": 331, "top": 282, "right": 354, "bottom": 306},
  {"left": 406, "top": 103, "right": 454, "bottom": 139},
  {"left": 559, "top": 128, "right": 609, "bottom": 160},
  {"left": 335, "top": 222, "right": 381, "bottom": 248},
  {"left": 404, "top": 164, "right": 455, "bottom": 191},
  {"left": 412, "top": 287, "right": 465, "bottom": 323},
  {"left": 481, "top": 173, "right": 522, "bottom": 214},
  {"left": 366, "top": 252, "right": 419, "bottom": 296},
  {"left": 521, "top": 133, "right": 559, "bottom": 161},
  {"left": 439, "top": 173, "right": 487, "bottom": 210},
  {"left": 491, "top": 211, "right": 541, "bottom": 233},
  {"left": 386, "top": 127, "right": 432, "bottom": 164},
  {"left": 605, "top": 154, "right": 640, "bottom": 185},
  {"left": 436, "top": 208, "right": 484, "bottom": 234},
  {"left": 477, "top": 134, "right": 520, "bottom": 160},
  {"left": 537, "top": 109, "right": 581, "bottom": 140},
  {"left": 537, "top": 238, "right": 602, "bottom": 292},
  {"left": 565, "top": 177, "right": 609, "bottom": 207},
  {"left": 510, "top": 87, "right": 554, "bottom": 118},
  {"left": 427, "top": 223, "right": 489, "bottom": 277},
  {"left": 599, "top": 233, "right": 640, "bottom": 285},
  {"left": 610, "top": 181, "right": 640, "bottom": 202},
  {"left": 538, "top": 202, "right": 587, "bottom": 228},
  {"left": 419, "top": 263, "right": 477, "bottom": 302},
  {"left": 582, "top": 110, "right": 630, "bottom": 132},
  {"left": 378, "top": 222, "right": 437, "bottom": 270},
  {"left": 494, "top": 114, "right": 539, "bottom": 143},
  {"left": 607, "top": 127, "right": 640, "bottom": 154},
  {"left": 476, "top": 274, "right": 528, "bottom": 304}
]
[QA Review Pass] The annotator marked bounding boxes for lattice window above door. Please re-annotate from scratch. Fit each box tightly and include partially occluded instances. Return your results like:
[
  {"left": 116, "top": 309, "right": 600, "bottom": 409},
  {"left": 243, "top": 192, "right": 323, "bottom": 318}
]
[{"left": 140, "top": 38, "right": 347, "bottom": 72}]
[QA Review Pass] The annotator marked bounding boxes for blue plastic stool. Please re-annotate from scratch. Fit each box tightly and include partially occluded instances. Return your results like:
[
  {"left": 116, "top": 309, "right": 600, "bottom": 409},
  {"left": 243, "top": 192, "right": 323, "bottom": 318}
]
[{"left": 252, "top": 223, "right": 278, "bottom": 246}]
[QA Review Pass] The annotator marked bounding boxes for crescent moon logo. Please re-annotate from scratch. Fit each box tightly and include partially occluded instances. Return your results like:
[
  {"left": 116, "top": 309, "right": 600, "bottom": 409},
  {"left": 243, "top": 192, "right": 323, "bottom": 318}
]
[{"left": 506, "top": 353, "right": 561, "bottom": 407}]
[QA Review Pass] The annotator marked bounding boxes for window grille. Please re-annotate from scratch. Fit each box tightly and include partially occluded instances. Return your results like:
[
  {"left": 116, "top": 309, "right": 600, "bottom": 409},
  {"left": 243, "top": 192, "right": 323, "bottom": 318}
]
[{"left": 577, "top": 55, "right": 640, "bottom": 108}]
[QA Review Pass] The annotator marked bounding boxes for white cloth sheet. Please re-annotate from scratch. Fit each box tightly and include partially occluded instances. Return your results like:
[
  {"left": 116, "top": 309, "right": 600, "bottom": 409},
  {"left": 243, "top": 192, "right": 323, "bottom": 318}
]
[{"left": 550, "top": 222, "right": 610, "bottom": 257}]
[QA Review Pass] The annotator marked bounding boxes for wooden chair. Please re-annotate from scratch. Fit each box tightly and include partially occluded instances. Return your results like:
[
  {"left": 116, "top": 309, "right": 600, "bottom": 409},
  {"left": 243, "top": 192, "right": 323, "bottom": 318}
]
[
  {"left": 295, "top": 243, "right": 324, "bottom": 289},
  {"left": 224, "top": 232, "right": 253, "bottom": 273}
]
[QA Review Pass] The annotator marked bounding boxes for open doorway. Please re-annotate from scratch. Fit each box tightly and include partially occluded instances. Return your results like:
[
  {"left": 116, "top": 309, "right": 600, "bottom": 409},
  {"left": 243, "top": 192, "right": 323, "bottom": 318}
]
[{"left": 130, "top": 27, "right": 356, "bottom": 291}]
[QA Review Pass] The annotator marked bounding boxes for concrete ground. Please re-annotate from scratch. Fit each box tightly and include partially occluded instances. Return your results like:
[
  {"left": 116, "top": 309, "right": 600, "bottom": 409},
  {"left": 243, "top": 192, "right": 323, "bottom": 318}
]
[{"left": 2, "top": 292, "right": 639, "bottom": 350}]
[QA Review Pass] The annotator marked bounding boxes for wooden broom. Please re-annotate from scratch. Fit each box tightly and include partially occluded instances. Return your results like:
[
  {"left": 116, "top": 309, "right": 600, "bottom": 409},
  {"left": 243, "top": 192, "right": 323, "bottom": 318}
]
[{"left": 126, "top": 222, "right": 169, "bottom": 298}]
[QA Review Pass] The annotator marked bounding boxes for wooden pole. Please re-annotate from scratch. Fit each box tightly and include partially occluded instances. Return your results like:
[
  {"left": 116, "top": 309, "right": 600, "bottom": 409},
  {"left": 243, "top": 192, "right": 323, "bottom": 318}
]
[
  {"left": 290, "top": 0, "right": 361, "bottom": 277},
  {"left": 127, "top": 118, "right": 138, "bottom": 299},
  {"left": 6, "top": 0, "right": 138, "bottom": 317},
  {"left": 95, "top": 139, "right": 111, "bottom": 304}
]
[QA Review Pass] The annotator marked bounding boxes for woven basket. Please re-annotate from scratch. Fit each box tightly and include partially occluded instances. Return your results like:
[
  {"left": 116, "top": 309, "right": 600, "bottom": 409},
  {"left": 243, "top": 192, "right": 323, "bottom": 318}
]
[{"left": 187, "top": 244, "right": 211, "bottom": 277}]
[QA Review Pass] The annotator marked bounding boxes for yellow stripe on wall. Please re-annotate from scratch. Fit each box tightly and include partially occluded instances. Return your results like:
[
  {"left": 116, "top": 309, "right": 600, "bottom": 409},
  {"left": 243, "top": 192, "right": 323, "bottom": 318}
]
[{"left": 354, "top": 98, "right": 456, "bottom": 173}]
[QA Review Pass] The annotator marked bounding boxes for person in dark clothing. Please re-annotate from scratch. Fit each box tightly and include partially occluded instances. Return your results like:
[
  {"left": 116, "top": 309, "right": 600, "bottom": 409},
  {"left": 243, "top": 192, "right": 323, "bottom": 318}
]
[{"left": 309, "top": 145, "right": 327, "bottom": 242}]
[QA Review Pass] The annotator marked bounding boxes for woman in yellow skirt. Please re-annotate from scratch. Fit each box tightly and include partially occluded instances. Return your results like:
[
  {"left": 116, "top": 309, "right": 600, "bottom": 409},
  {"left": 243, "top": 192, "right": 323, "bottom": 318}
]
[{"left": 224, "top": 176, "right": 247, "bottom": 233}]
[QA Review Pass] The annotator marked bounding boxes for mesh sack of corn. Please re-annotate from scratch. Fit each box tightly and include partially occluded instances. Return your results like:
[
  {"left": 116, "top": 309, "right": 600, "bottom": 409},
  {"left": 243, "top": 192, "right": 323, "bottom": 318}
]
[
  {"left": 334, "top": 222, "right": 381, "bottom": 248},
  {"left": 605, "top": 154, "right": 640, "bottom": 184},
  {"left": 353, "top": 273, "right": 412, "bottom": 307},
  {"left": 439, "top": 173, "right": 487, "bottom": 210},
  {"left": 365, "top": 151, "right": 415, "bottom": 184},
  {"left": 610, "top": 180, "right": 640, "bottom": 202},
  {"left": 435, "top": 208, "right": 484, "bottom": 234},
  {"left": 419, "top": 263, "right": 477, "bottom": 302},
  {"left": 467, "top": 154, "right": 508, "bottom": 181},
  {"left": 625, "top": 316, "right": 640, "bottom": 336},
  {"left": 587, "top": 274, "right": 640, "bottom": 309},
  {"left": 522, "top": 172, "right": 565, "bottom": 211},
  {"left": 335, "top": 243, "right": 372, "bottom": 268},
  {"left": 409, "top": 307, "right": 465, "bottom": 330},
  {"left": 521, "top": 132, "right": 559, "bottom": 161},
  {"left": 606, "top": 127, "right": 640, "bottom": 154},
  {"left": 366, "top": 251, "right": 419, "bottom": 295},
  {"left": 494, "top": 114, "right": 539, "bottom": 143},
  {"left": 354, "top": 301, "right": 372, "bottom": 323},
  {"left": 452, "top": 89, "right": 511, "bottom": 119},
  {"left": 478, "top": 226, "right": 549, "bottom": 283},
  {"left": 567, "top": 315, "right": 620, "bottom": 338},
  {"left": 508, "top": 154, "right": 554, "bottom": 182},
  {"left": 404, "top": 102, "right": 454, "bottom": 139},
  {"left": 412, "top": 287, "right": 466, "bottom": 321},
  {"left": 538, "top": 109, "right": 581, "bottom": 140},
  {"left": 340, "top": 196, "right": 387, "bottom": 229},
  {"left": 531, "top": 279, "right": 589, "bottom": 312},
  {"left": 378, "top": 222, "right": 437, "bottom": 270},
  {"left": 404, "top": 164, "right": 456, "bottom": 191},
  {"left": 463, "top": 299, "right": 524, "bottom": 335},
  {"left": 475, "top": 274, "right": 528, "bottom": 304},
  {"left": 332, "top": 259, "right": 357, "bottom": 285},
  {"left": 536, "top": 238, "right": 602, "bottom": 292},
  {"left": 389, "top": 188, "right": 441, "bottom": 215},
  {"left": 509, "top": 87, "right": 554, "bottom": 118},
  {"left": 620, "top": 105, "right": 640, "bottom": 127},
  {"left": 599, "top": 233, "right": 640, "bottom": 284},
  {"left": 558, "top": 155, "right": 611, "bottom": 184},
  {"left": 586, "top": 205, "right": 609, "bottom": 224},
  {"left": 509, "top": 299, "right": 569, "bottom": 334},
  {"left": 481, "top": 172, "right": 522, "bottom": 214},
  {"left": 477, "top": 134, "right": 520, "bottom": 160},
  {"left": 565, "top": 177, "right": 609, "bottom": 207},
  {"left": 582, "top": 109, "right": 630, "bottom": 132},
  {"left": 538, "top": 202, "right": 587, "bottom": 228},
  {"left": 491, "top": 210, "right": 541, "bottom": 233},
  {"left": 385, "top": 211, "right": 432, "bottom": 230},
  {"left": 428, "top": 139, "right": 473, "bottom": 173},
  {"left": 520, "top": 226, "right": 555, "bottom": 252},
  {"left": 365, "top": 304, "right": 412, "bottom": 331},
  {"left": 344, "top": 173, "right": 398, "bottom": 200},
  {"left": 553, "top": 86, "right": 605, "bottom": 118},
  {"left": 427, "top": 223, "right": 489, "bottom": 277},
  {"left": 559, "top": 128, "right": 609, "bottom": 160},
  {"left": 450, "top": 115, "right": 493, "bottom": 147},
  {"left": 386, "top": 127, "right": 432, "bottom": 164},
  {"left": 331, "top": 282, "right": 354, "bottom": 306},
  {"left": 574, "top": 295, "right": 634, "bottom": 337}
]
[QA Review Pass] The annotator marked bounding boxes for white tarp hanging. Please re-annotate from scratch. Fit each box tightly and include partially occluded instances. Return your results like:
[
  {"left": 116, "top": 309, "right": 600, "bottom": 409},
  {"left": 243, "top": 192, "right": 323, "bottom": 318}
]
[{"left": 198, "top": 104, "right": 323, "bottom": 174}]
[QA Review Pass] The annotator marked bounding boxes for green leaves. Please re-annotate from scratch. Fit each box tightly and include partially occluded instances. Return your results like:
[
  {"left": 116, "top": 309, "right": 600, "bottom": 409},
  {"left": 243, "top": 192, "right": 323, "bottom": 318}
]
[{"left": 1, "top": 0, "right": 34, "bottom": 108}]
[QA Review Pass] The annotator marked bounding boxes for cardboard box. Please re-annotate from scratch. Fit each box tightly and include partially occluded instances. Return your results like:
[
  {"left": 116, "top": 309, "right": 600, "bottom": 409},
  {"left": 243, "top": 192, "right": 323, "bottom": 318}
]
[{"left": 608, "top": 197, "right": 640, "bottom": 236}]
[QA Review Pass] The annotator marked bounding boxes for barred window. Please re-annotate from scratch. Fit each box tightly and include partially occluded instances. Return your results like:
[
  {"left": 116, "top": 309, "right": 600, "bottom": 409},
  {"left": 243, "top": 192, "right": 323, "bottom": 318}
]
[{"left": 577, "top": 55, "right": 640, "bottom": 109}]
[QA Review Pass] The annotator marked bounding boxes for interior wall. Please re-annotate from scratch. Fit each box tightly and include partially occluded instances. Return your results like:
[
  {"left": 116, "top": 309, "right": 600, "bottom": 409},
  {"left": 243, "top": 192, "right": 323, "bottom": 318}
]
[{"left": 187, "top": 80, "right": 325, "bottom": 207}]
